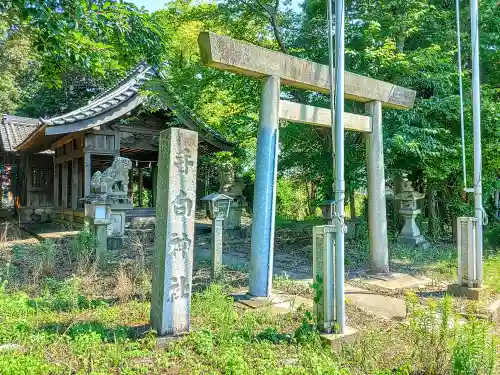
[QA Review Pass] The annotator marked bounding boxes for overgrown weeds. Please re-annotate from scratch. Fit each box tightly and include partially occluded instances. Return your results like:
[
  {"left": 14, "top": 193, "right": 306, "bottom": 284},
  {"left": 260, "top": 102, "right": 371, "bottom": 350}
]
[{"left": 404, "top": 292, "right": 498, "bottom": 375}]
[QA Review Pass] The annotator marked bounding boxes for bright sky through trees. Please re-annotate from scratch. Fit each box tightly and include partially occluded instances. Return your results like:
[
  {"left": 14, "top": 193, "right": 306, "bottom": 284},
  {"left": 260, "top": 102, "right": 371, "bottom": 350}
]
[{"left": 133, "top": 0, "right": 166, "bottom": 12}]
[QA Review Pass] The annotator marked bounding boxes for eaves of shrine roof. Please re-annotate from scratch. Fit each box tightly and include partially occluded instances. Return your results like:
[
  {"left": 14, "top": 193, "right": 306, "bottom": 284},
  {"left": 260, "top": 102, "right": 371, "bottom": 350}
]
[
  {"left": 16, "top": 63, "right": 234, "bottom": 153},
  {"left": 0, "top": 114, "right": 38, "bottom": 152}
]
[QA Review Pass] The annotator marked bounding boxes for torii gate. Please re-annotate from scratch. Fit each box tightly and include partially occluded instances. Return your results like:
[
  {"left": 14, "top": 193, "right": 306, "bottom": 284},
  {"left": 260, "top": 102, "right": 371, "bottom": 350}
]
[{"left": 198, "top": 32, "right": 416, "bottom": 297}]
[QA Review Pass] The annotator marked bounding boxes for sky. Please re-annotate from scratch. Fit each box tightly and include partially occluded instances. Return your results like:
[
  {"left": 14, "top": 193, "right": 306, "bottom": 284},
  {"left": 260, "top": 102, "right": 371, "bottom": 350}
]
[
  {"left": 132, "top": 0, "right": 166, "bottom": 12},
  {"left": 132, "top": 0, "right": 302, "bottom": 12}
]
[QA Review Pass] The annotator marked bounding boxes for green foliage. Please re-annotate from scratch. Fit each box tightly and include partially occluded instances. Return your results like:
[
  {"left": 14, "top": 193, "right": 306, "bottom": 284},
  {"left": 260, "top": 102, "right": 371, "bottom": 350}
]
[
  {"left": 405, "top": 292, "right": 498, "bottom": 375},
  {"left": 10, "top": 241, "right": 56, "bottom": 284},
  {"left": 452, "top": 318, "right": 498, "bottom": 375},
  {"left": 276, "top": 177, "right": 310, "bottom": 220},
  {"left": 69, "top": 230, "right": 98, "bottom": 271},
  {"left": 1, "top": 0, "right": 165, "bottom": 87},
  {"left": 33, "top": 277, "right": 87, "bottom": 312},
  {"left": 405, "top": 292, "right": 455, "bottom": 374}
]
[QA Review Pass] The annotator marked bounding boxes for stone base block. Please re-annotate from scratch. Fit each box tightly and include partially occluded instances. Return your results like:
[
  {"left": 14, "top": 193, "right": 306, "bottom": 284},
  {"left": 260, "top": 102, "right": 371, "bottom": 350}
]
[
  {"left": 447, "top": 283, "right": 490, "bottom": 301},
  {"left": 232, "top": 291, "right": 312, "bottom": 315},
  {"left": 18, "top": 207, "right": 54, "bottom": 224},
  {"left": 355, "top": 272, "right": 431, "bottom": 291},
  {"left": 107, "top": 237, "right": 125, "bottom": 251},
  {"left": 397, "top": 234, "right": 430, "bottom": 249},
  {"left": 223, "top": 228, "right": 246, "bottom": 244},
  {"left": 155, "top": 334, "right": 187, "bottom": 348},
  {"left": 320, "top": 326, "right": 359, "bottom": 351}
]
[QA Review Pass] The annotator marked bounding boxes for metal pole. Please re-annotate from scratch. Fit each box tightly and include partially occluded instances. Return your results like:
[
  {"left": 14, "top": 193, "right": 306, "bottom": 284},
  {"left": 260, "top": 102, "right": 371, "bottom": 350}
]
[
  {"left": 334, "top": 0, "right": 346, "bottom": 333},
  {"left": 470, "top": 0, "right": 483, "bottom": 286},
  {"left": 455, "top": 0, "right": 467, "bottom": 188},
  {"left": 326, "top": 0, "right": 336, "bottom": 332},
  {"left": 249, "top": 75, "right": 280, "bottom": 297}
]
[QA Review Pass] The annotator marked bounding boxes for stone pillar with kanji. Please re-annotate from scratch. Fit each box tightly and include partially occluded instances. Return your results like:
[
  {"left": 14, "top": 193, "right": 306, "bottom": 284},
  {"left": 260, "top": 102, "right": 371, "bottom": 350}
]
[{"left": 150, "top": 128, "right": 198, "bottom": 336}]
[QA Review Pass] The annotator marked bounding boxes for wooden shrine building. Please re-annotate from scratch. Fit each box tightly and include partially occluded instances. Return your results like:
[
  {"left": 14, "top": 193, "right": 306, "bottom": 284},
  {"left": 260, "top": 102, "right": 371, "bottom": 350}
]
[
  {"left": 16, "top": 64, "right": 233, "bottom": 226},
  {"left": 0, "top": 115, "right": 53, "bottom": 213}
]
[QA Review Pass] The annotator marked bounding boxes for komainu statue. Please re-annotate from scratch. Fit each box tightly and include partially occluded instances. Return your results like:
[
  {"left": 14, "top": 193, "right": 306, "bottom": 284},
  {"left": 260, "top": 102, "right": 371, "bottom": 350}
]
[{"left": 91, "top": 157, "right": 132, "bottom": 194}]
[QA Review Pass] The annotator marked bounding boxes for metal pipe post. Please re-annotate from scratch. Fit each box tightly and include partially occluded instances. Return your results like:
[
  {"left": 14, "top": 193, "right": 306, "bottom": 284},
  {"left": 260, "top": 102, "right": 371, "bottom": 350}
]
[
  {"left": 455, "top": 0, "right": 467, "bottom": 188},
  {"left": 470, "top": 0, "right": 483, "bottom": 286},
  {"left": 249, "top": 76, "right": 280, "bottom": 297},
  {"left": 326, "top": 0, "right": 337, "bottom": 331},
  {"left": 334, "top": 0, "right": 346, "bottom": 334}
]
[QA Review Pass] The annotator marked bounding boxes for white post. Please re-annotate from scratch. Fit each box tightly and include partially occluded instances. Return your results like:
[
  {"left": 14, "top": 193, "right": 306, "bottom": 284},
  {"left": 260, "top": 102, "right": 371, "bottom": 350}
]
[
  {"left": 312, "top": 225, "right": 335, "bottom": 333},
  {"left": 249, "top": 76, "right": 280, "bottom": 297},
  {"left": 470, "top": 0, "right": 483, "bottom": 286},
  {"left": 365, "top": 101, "right": 389, "bottom": 274}
]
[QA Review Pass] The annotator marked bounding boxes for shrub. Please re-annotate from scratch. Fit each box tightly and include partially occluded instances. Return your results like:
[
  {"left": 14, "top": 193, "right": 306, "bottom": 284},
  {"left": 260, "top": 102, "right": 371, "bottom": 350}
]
[
  {"left": 276, "top": 177, "right": 309, "bottom": 220},
  {"left": 405, "top": 292, "right": 498, "bottom": 375},
  {"left": 451, "top": 318, "right": 498, "bottom": 375},
  {"left": 11, "top": 241, "right": 56, "bottom": 285},
  {"left": 69, "top": 230, "right": 97, "bottom": 272}
]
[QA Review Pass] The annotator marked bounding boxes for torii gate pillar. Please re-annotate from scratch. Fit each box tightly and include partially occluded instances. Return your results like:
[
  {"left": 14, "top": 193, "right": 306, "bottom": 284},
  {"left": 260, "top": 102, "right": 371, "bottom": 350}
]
[
  {"left": 249, "top": 76, "right": 281, "bottom": 297},
  {"left": 365, "top": 101, "right": 389, "bottom": 273}
]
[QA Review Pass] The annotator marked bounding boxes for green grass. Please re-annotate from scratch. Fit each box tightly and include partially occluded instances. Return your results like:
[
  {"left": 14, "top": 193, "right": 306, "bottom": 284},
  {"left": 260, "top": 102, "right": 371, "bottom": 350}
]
[
  {"left": 484, "top": 252, "right": 500, "bottom": 293},
  {"left": 0, "top": 277, "right": 497, "bottom": 375},
  {"left": 0, "top": 281, "right": 351, "bottom": 374},
  {"left": 0, "top": 223, "right": 497, "bottom": 374}
]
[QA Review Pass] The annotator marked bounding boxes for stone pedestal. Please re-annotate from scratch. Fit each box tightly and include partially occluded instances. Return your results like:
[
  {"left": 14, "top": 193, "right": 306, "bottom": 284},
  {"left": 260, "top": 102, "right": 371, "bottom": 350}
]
[
  {"left": 219, "top": 173, "right": 247, "bottom": 242},
  {"left": 92, "top": 217, "right": 112, "bottom": 264},
  {"left": 397, "top": 207, "right": 429, "bottom": 248},
  {"left": 223, "top": 200, "right": 246, "bottom": 242},
  {"left": 108, "top": 201, "right": 133, "bottom": 237},
  {"left": 212, "top": 217, "right": 224, "bottom": 278}
]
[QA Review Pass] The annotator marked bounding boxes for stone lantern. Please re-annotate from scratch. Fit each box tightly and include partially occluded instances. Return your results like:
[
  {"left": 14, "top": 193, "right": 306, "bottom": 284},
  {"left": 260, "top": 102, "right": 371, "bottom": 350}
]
[
  {"left": 201, "top": 193, "right": 233, "bottom": 277},
  {"left": 394, "top": 176, "right": 429, "bottom": 249}
]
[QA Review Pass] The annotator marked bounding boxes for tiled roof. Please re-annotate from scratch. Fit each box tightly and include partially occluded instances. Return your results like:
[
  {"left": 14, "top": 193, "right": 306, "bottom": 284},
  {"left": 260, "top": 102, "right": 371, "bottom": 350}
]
[
  {"left": 0, "top": 115, "right": 39, "bottom": 152},
  {"left": 41, "top": 63, "right": 156, "bottom": 126},
  {"left": 39, "top": 63, "right": 234, "bottom": 149}
]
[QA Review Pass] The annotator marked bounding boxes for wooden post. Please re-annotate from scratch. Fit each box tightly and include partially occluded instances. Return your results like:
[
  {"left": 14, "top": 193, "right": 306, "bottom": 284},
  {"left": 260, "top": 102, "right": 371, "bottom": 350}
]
[
  {"left": 25, "top": 155, "right": 31, "bottom": 207},
  {"left": 138, "top": 168, "right": 144, "bottom": 207},
  {"left": 128, "top": 168, "right": 134, "bottom": 203},
  {"left": 71, "top": 158, "right": 79, "bottom": 209},
  {"left": 84, "top": 152, "right": 91, "bottom": 197},
  {"left": 61, "top": 161, "right": 69, "bottom": 209},
  {"left": 114, "top": 130, "right": 121, "bottom": 160},
  {"left": 78, "top": 159, "right": 83, "bottom": 208},
  {"left": 54, "top": 163, "right": 60, "bottom": 209}
]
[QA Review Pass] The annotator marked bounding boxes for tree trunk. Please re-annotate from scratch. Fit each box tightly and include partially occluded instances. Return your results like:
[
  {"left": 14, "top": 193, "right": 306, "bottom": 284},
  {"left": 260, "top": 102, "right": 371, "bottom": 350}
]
[
  {"left": 427, "top": 185, "right": 436, "bottom": 239},
  {"left": 349, "top": 185, "right": 356, "bottom": 221}
]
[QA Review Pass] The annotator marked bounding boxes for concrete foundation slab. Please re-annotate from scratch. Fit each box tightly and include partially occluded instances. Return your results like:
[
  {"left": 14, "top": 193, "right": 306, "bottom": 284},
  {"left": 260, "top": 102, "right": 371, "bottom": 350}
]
[
  {"left": 345, "top": 285, "right": 407, "bottom": 321},
  {"left": 355, "top": 272, "right": 431, "bottom": 291},
  {"left": 447, "top": 283, "right": 490, "bottom": 301},
  {"left": 320, "top": 326, "right": 359, "bottom": 351}
]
